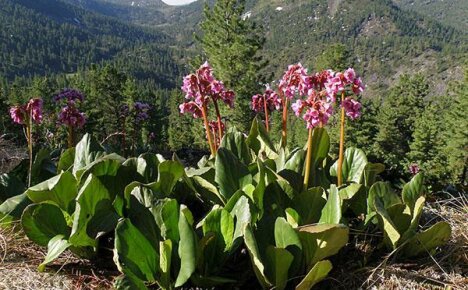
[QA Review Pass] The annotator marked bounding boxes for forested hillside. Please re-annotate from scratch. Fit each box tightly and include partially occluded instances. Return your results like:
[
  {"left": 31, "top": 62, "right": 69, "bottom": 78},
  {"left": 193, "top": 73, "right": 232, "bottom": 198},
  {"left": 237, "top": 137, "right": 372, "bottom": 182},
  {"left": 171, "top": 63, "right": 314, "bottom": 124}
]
[{"left": 0, "top": 0, "right": 179, "bottom": 87}]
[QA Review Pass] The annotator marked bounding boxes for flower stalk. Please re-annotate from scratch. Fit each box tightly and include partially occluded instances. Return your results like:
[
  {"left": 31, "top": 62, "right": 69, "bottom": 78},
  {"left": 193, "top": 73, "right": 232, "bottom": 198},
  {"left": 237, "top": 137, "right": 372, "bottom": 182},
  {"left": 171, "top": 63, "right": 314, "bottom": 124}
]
[
  {"left": 26, "top": 119, "right": 33, "bottom": 187},
  {"left": 303, "top": 127, "right": 313, "bottom": 191},
  {"left": 337, "top": 91, "right": 346, "bottom": 186},
  {"left": 201, "top": 104, "right": 216, "bottom": 156},
  {"left": 213, "top": 99, "right": 224, "bottom": 142},
  {"left": 263, "top": 94, "right": 270, "bottom": 132},
  {"left": 281, "top": 97, "right": 289, "bottom": 148}
]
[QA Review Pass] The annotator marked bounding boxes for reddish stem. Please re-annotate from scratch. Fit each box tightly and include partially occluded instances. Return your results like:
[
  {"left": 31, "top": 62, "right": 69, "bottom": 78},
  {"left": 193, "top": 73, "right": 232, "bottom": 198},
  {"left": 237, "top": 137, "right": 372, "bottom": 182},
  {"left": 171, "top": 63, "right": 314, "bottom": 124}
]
[
  {"left": 281, "top": 96, "right": 289, "bottom": 148},
  {"left": 337, "top": 92, "right": 346, "bottom": 186},
  {"left": 303, "top": 127, "right": 313, "bottom": 191},
  {"left": 263, "top": 95, "right": 270, "bottom": 132},
  {"left": 213, "top": 99, "right": 224, "bottom": 144},
  {"left": 201, "top": 104, "right": 216, "bottom": 156}
]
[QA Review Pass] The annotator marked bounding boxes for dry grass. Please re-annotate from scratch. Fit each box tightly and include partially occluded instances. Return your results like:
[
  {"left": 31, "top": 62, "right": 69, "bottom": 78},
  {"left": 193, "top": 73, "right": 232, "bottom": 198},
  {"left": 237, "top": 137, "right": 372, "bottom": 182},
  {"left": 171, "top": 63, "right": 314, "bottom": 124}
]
[
  {"left": 0, "top": 195, "right": 466, "bottom": 290},
  {"left": 328, "top": 194, "right": 468, "bottom": 290},
  {"left": 0, "top": 223, "right": 116, "bottom": 290}
]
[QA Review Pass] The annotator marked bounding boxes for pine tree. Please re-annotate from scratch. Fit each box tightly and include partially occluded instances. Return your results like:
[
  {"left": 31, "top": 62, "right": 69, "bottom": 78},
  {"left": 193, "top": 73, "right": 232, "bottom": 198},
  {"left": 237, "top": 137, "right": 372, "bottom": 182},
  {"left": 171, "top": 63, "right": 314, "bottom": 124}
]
[
  {"left": 373, "top": 74, "right": 428, "bottom": 176},
  {"left": 197, "top": 0, "right": 265, "bottom": 132}
]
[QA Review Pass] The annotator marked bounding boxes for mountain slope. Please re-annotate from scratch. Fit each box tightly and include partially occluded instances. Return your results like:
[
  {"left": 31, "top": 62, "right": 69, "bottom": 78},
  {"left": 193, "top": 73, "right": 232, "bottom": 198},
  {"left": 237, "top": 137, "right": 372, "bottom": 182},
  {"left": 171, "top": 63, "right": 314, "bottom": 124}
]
[
  {"left": 393, "top": 0, "right": 468, "bottom": 31},
  {"left": 0, "top": 0, "right": 177, "bottom": 86}
]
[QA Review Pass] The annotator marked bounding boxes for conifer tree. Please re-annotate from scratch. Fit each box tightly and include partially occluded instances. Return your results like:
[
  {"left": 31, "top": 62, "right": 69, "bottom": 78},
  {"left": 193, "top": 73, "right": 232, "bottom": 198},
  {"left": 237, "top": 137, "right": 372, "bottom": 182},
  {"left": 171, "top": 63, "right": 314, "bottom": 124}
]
[{"left": 197, "top": 0, "right": 265, "bottom": 132}]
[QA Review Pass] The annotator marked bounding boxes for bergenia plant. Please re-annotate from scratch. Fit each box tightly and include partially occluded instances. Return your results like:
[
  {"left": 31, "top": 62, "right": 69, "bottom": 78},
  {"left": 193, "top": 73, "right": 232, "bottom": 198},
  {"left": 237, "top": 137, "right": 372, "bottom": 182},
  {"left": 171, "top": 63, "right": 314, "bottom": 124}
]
[
  {"left": 251, "top": 85, "right": 282, "bottom": 132},
  {"left": 278, "top": 63, "right": 310, "bottom": 147},
  {"left": 179, "top": 62, "right": 235, "bottom": 155},
  {"left": 325, "top": 68, "right": 364, "bottom": 186},
  {"left": 54, "top": 89, "right": 86, "bottom": 148},
  {"left": 291, "top": 70, "right": 335, "bottom": 190},
  {"left": 9, "top": 98, "right": 43, "bottom": 186}
]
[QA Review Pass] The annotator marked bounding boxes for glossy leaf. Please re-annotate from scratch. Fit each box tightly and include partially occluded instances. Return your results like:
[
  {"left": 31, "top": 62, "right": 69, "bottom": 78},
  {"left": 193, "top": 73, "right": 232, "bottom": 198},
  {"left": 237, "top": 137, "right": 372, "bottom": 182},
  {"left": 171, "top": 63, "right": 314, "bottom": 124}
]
[
  {"left": 319, "top": 185, "right": 341, "bottom": 224},
  {"left": 298, "top": 224, "right": 348, "bottom": 267},
  {"left": 69, "top": 174, "right": 119, "bottom": 247},
  {"left": 21, "top": 203, "right": 70, "bottom": 247},
  {"left": 402, "top": 222, "right": 451, "bottom": 257},
  {"left": 246, "top": 117, "right": 277, "bottom": 159},
  {"left": 275, "top": 217, "right": 301, "bottom": 250},
  {"left": 295, "top": 260, "right": 332, "bottom": 290},
  {"left": 402, "top": 173, "right": 426, "bottom": 211},
  {"left": 73, "top": 133, "right": 106, "bottom": 176},
  {"left": 175, "top": 206, "right": 197, "bottom": 287},
  {"left": 220, "top": 128, "right": 252, "bottom": 165},
  {"left": 25, "top": 171, "right": 77, "bottom": 212},
  {"left": 114, "top": 218, "right": 159, "bottom": 282},
  {"left": 292, "top": 187, "right": 326, "bottom": 225},
  {"left": 57, "top": 147, "right": 75, "bottom": 173},
  {"left": 265, "top": 246, "right": 294, "bottom": 290},
  {"left": 38, "top": 235, "right": 71, "bottom": 272},
  {"left": 330, "top": 147, "right": 368, "bottom": 184},
  {"left": 215, "top": 148, "right": 252, "bottom": 200}
]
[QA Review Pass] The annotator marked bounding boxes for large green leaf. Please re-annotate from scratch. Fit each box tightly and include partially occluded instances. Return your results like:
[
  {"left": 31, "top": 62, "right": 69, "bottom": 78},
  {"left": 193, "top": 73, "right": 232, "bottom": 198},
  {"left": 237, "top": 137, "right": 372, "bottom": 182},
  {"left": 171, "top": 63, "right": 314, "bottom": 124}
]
[
  {"left": 229, "top": 195, "right": 253, "bottom": 241},
  {"left": 21, "top": 203, "right": 70, "bottom": 247},
  {"left": 114, "top": 218, "right": 159, "bottom": 282},
  {"left": 367, "top": 182, "right": 401, "bottom": 214},
  {"left": 246, "top": 117, "right": 277, "bottom": 159},
  {"left": 243, "top": 224, "right": 271, "bottom": 288},
  {"left": 175, "top": 206, "right": 197, "bottom": 287},
  {"left": 157, "top": 160, "right": 184, "bottom": 196},
  {"left": 400, "top": 196, "right": 425, "bottom": 242},
  {"left": 73, "top": 134, "right": 106, "bottom": 176},
  {"left": 38, "top": 235, "right": 71, "bottom": 272},
  {"left": 275, "top": 217, "right": 301, "bottom": 250},
  {"left": 202, "top": 207, "right": 234, "bottom": 250},
  {"left": 25, "top": 171, "right": 77, "bottom": 213},
  {"left": 363, "top": 162, "right": 385, "bottom": 187},
  {"left": 308, "top": 128, "right": 330, "bottom": 188},
  {"left": 319, "top": 185, "right": 341, "bottom": 224},
  {"left": 265, "top": 246, "right": 294, "bottom": 290},
  {"left": 57, "top": 147, "right": 75, "bottom": 173},
  {"left": 298, "top": 224, "right": 349, "bottom": 268},
  {"left": 402, "top": 222, "right": 451, "bottom": 257},
  {"left": 0, "top": 193, "right": 31, "bottom": 224},
  {"left": 78, "top": 154, "right": 125, "bottom": 184},
  {"left": 220, "top": 128, "right": 252, "bottom": 165},
  {"left": 114, "top": 273, "right": 148, "bottom": 290},
  {"left": 31, "top": 148, "right": 56, "bottom": 184},
  {"left": 295, "top": 260, "right": 332, "bottom": 290},
  {"left": 152, "top": 198, "right": 180, "bottom": 242},
  {"left": 330, "top": 147, "right": 368, "bottom": 184},
  {"left": 0, "top": 173, "right": 26, "bottom": 202},
  {"left": 373, "top": 197, "right": 401, "bottom": 249},
  {"left": 402, "top": 173, "right": 426, "bottom": 212},
  {"left": 292, "top": 187, "right": 326, "bottom": 225},
  {"left": 158, "top": 240, "right": 173, "bottom": 290},
  {"left": 215, "top": 148, "right": 252, "bottom": 200},
  {"left": 69, "top": 174, "right": 119, "bottom": 247}
]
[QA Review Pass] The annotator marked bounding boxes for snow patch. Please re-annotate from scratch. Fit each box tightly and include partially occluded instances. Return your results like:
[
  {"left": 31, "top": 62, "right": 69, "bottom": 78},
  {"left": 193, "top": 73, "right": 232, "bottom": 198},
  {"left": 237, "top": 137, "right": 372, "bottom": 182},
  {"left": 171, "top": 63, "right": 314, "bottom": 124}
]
[
  {"left": 275, "top": 7, "right": 283, "bottom": 11},
  {"left": 242, "top": 11, "right": 252, "bottom": 20}
]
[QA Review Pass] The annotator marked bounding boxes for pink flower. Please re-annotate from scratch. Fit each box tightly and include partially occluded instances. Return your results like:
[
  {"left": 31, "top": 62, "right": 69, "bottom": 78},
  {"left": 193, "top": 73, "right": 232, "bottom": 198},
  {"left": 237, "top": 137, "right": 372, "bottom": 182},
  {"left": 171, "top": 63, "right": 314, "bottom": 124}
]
[
  {"left": 408, "top": 163, "right": 420, "bottom": 175},
  {"left": 221, "top": 90, "right": 235, "bottom": 108},
  {"left": 179, "top": 102, "right": 202, "bottom": 118},
  {"left": 292, "top": 93, "right": 333, "bottom": 129},
  {"left": 352, "top": 77, "right": 365, "bottom": 95},
  {"left": 279, "top": 63, "right": 310, "bottom": 99},
  {"left": 180, "top": 62, "right": 235, "bottom": 114},
  {"left": 344, "top": 68, "right": 356, "bottom": 83},
  {"left": 251, "top": 86, "right": 282, "bottom": 113},
  {"left": 26, "top": 98, "right": 43, "bottom": 124},
  {"left": 58, "top": 105, "right": 86, "bottom": 128},
  {"left": 9, "top": 105, "right": 26, "bottom": 124},
  {"left": 342, "top": 97, "right": 361, "bottom": 120}
]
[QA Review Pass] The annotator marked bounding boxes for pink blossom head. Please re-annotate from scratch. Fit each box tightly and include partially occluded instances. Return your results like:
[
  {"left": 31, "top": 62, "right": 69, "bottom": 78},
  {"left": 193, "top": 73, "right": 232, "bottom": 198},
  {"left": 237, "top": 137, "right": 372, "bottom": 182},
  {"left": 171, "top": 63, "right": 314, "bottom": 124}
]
[
  {"left": 302, "top": 100, "right": 333, "bottom": 129},
  {"left": 408, "top": 163, "right": 420, "bottom": 175},
  {"left": 352, "top": 77, "right": 365, "bottom": 95},
  {"left": 251, "top": 94, "right": 263, "bottom": 113},
  {"left": 342, "top": 97, "right": 361, "bottom": 120},
  {"left": 221, "top": 90, "right": 235, "bottom": 108},
  {"left": 279, "top": 63, "right": 310, "bottom": 99},
  {"left": 182, "top": 74, "right": 200, "bottom": 100},
  {"left": 26, "top": 98, "right": 43, "bottom": 124},
  {"left": 264, "top": 87, "right": 282, "bottom": 111},
  {"left": 197, "top": 62, "right": 215, "bottom": 83},
  {"left": 179, "top": 102, "right": 202, "bottom": 119},
  {"left": 58, "top": 105, "right": 86, "bottom": 128},
  {"left": 344, "top": 68, "right": 356, "bottom": 83},
  {"left": 9, "top": 105, "right": 27, "bottom": 125}
]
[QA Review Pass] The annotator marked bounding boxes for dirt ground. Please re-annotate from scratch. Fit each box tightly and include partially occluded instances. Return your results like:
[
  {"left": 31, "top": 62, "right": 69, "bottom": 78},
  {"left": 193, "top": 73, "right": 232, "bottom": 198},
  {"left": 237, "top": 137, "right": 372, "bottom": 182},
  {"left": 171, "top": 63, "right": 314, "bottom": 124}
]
[{"left": 0, "top": 196, "right": 466, "bottom": 290}]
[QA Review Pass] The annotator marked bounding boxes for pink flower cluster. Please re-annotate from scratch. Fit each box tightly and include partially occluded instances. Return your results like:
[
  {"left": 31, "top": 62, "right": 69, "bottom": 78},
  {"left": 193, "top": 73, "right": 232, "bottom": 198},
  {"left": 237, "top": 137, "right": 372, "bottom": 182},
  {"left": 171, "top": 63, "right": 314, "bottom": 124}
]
[
  {"left": 9, "top": 98, "right": 43, "bottom": 125},
  {"left": 55, "top": 88, "right": 86, "bottom": 128},
  {"left": 292, "top": 95, "right": 333, "bottom": 129},
  {"left": 180, "top": 62, "right": 235, "bottom": 118},
  {"left": 408, "top": 163, "right": 420, "bottom": 175},
  {"left": 279, "top": 63, "right": 310, "bottom": 99},
  {"left": 58, "top": 105, "right": 86, "bottom": 128},
  {"left": 251, "top": 86, "right": 282, "bottom": 113}
]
